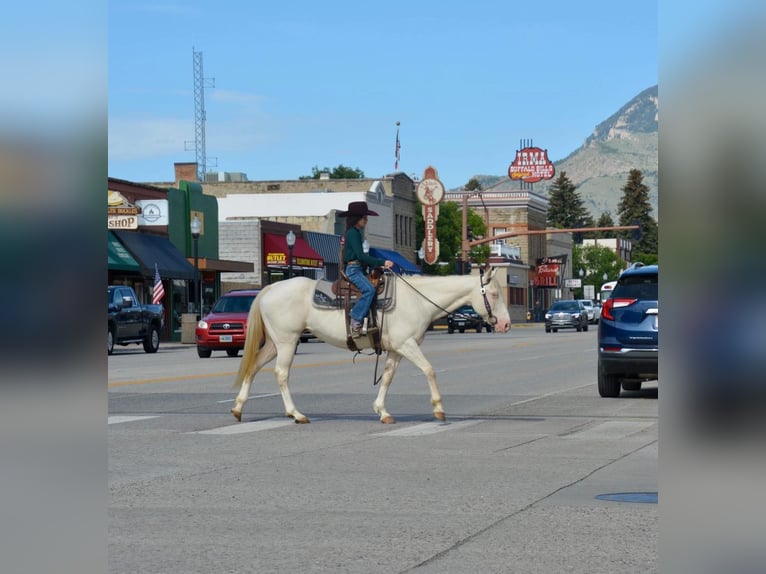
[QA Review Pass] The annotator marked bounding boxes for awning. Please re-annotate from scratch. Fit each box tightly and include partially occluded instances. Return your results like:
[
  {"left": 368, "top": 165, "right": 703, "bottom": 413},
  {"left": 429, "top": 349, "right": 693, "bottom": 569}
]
[
  {"left": 303, "top": 231, "right": 341, "bottom": 264},
  {"left": 108, "top": 231, "right": 140, "bottom": 272},
  {"left": 263, "top": 233, "right": 324, "bottom": 269},
  {"left": 370, "top": 247, "right": 422, "bottom": 274},
  {"left": 113, "top": 230, "right": 196, "bottom": 280}
]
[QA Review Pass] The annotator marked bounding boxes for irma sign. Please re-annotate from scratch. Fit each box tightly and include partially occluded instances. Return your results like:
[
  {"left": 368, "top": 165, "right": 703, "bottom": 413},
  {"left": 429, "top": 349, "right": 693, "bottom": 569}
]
[{"left": 508, "top": 146, "right": 555, "bottom": 183}]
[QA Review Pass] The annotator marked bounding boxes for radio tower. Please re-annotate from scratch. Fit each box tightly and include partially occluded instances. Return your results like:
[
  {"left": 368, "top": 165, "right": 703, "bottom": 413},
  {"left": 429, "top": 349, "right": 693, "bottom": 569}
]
[{"left": 192, "top": 48, "right": 215, "bottom": 182}]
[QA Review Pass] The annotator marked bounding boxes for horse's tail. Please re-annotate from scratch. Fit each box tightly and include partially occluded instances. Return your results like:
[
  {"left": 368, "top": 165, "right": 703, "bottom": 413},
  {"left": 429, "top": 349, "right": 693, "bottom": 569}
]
[{"left": 233, "top": 288, "right": 267, "bottom": 389}]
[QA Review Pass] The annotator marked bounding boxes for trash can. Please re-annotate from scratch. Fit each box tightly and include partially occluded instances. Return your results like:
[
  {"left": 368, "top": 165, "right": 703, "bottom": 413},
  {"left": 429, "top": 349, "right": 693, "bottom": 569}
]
[{"left": 181, "top": 313, "right": 198, "bottom": 344}]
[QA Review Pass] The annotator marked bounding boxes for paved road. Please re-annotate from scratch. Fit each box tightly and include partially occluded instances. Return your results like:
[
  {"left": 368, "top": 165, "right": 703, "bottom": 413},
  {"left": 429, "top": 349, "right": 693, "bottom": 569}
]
[{"left": 109, "top": 327, "right": 657, "bottom": 573}]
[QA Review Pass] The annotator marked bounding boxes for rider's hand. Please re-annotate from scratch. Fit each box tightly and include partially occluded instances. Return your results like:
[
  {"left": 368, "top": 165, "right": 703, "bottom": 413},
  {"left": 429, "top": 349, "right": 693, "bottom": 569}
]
[{"left": 384, "top": 260, "right": 394, "bottom": 269}]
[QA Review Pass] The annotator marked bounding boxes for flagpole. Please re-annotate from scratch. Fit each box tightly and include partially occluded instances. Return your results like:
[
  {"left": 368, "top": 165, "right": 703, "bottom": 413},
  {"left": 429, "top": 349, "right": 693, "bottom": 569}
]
[{"left": 394, "top": 121, "right": 400, "bottom": 171}]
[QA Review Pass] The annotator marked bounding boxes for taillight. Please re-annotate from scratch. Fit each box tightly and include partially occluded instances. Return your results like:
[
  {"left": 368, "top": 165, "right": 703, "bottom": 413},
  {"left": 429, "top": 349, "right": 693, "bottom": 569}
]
[{"left": 601, "top": 298, "right": 637, "bottom": 320}]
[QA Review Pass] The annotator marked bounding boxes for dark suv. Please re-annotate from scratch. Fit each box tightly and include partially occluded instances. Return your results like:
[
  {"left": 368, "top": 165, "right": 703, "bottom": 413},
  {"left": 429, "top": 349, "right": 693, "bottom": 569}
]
[
  {"left": 195, "top": 290, "right": 260, "bottom": 358},
  {"left": 447, "top": 305, "right": 493, "bottom": 333},
  {"left": 597, "top": 264, "right": 658, "bottom": 397}
]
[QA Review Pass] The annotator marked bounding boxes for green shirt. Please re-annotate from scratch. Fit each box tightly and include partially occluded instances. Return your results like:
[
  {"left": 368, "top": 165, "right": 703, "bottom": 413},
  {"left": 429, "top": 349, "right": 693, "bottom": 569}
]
[{"left": 344, "top": 226, "right": 385, "bottom": 267}]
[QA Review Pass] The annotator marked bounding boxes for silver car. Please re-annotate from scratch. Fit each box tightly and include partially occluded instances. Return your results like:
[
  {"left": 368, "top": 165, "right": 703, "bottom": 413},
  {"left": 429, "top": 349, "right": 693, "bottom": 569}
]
[{"left": 578, "top": 299, "right": 598, "bottom": 324}]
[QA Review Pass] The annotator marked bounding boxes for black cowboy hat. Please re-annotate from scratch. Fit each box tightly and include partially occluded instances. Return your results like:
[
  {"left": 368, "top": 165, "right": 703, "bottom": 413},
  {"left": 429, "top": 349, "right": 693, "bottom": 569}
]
[{"left": 338, "top": 201, "right": 379, "bottom": 217}]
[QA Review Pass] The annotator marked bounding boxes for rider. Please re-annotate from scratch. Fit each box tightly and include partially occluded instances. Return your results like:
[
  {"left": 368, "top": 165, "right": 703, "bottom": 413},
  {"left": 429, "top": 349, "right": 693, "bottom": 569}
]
[{"left": 340, "top": 201, "right": 393, "bottom": 337}]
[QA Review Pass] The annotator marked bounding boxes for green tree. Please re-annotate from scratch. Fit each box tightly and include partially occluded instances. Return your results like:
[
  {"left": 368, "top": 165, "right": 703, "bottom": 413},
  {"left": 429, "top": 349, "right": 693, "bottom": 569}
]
[
  {"left": 415, "top": 201, "right": 488, "bottom": 275},
  {"left": 546, "top": 171, "right": 594, "bottom": 239},
  {"left": 464, "top": 177, "right": 483, "bottom": 191},
  {"left": 299, "top": 165, "right": 365, "bottom": 179},
  {"left": 572, "top": 244, "right": 624, "bottom": 298},
  {"left": 616, "top": 169, "right": 658, "bottom": 260},
  {"left": 595, "top": 211, "right": 615, "bottom": 238}
]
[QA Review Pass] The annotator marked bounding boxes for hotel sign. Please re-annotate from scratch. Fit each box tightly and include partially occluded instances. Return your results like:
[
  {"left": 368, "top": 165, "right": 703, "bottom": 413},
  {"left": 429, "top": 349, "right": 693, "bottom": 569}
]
[{"left": 508, "top": 147, "right": 555, "bottom": 183}]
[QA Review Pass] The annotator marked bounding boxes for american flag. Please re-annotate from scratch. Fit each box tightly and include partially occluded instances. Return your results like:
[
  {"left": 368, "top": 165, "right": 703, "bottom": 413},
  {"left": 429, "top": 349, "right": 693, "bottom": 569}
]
[
  {"left": 394, "top": 125, "right": 400, "bottom": 170},
  {"left": 152, "top": 264, "right": 165, "bottom": 305}
]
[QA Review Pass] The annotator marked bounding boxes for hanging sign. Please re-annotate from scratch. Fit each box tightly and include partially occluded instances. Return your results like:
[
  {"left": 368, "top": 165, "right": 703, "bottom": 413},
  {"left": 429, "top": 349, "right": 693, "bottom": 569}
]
[
  {"left": 508, "top": 147, "right": 555, "bottom": 183},
  {"left": 416, "top": 166, "right": 445, "bottom": 265}
]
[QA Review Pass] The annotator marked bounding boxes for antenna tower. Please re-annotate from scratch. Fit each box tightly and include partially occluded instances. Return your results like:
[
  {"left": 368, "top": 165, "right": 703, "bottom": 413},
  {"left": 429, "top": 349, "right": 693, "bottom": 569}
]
[{"left": 192, "top": 48, "right": 215, "bottom": 182}]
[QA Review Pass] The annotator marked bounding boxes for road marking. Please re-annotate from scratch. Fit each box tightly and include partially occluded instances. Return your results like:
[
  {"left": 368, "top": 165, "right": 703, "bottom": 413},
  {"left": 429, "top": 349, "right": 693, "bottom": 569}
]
[
  {"left": 193, "top": 418, "right": 299, "bottom": 435},
  {"left": 216, "top": 393, "right": 281, "bottom": 404},
  {"left": 563, "top": 421, "right": 655, "bottom": 439},
  {"left": 372, "top": 419, "right": 484, "bottom": 437},
  {"left": 108, "top": 415, "right": 159, "bottom": 425}
]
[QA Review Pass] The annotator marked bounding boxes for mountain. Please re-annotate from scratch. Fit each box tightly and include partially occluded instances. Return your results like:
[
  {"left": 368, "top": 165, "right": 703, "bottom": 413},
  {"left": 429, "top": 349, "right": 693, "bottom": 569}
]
[{"left": 464, "top": 85, "right": 659, "bottom": 218}]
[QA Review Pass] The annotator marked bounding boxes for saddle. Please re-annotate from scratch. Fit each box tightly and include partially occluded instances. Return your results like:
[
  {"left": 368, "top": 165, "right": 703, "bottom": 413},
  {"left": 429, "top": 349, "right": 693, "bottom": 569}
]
[{"left": 332, "top": 266, "right": 386, "bottom": 298}]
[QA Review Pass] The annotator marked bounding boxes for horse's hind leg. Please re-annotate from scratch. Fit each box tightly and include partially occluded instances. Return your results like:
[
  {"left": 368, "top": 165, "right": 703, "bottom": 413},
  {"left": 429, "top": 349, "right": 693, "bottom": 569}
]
[
  {"left": 395, "top": 339, "right": 445, "bottom": 421},
  {"left": 373, "top": 352, "right": 402, "bottom": 424},
  {"left": 231, "top": 340, "right": 277, "bottom": 421},
  {"left": 273, "top": 343, "right": 309, "bottom": 423}
]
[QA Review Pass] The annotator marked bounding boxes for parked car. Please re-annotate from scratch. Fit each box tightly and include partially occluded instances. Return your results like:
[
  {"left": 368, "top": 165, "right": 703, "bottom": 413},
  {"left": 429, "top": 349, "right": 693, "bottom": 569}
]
[
  {"left": 578, "top": 299, "right": 598, "bottom": 324},
  {"left": 544, "top": 300, "right": 589, "bottom": 333},
  {"left": 108, "top": 285, "right": 164, "bottom": 355},
  {"left": 195, "top": 289, "right": 260, "bottom": 358},
  {"left": 597, "top": 264, "right": 658, "bottom": 397},
  {"left": 447, "top": 305, "right": 493, "bottom": 333}
]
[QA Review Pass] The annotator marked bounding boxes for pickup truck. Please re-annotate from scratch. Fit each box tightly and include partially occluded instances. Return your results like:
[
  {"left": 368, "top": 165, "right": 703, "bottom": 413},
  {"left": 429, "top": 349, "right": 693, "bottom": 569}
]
[{"left": 108, "top": 285, "right": 164, "bottom": 355}]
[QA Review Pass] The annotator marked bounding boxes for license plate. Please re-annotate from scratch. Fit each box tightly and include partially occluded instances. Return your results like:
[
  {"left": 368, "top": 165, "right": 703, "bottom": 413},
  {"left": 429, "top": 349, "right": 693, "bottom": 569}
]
[{"left": 219, "top": 335, "right": 233, "bottom": 342}]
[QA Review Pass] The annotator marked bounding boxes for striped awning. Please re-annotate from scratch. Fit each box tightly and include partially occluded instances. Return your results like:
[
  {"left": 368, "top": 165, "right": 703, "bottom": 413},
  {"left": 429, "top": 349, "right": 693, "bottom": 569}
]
[{"left": 304, "top": 231, "right": 341, "bottom": 265}]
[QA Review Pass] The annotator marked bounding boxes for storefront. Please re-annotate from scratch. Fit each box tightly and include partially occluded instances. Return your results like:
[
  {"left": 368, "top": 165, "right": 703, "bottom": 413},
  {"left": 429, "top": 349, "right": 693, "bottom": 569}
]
[{"left": 262, "top": 232, "right": 324, "bottom": 283}]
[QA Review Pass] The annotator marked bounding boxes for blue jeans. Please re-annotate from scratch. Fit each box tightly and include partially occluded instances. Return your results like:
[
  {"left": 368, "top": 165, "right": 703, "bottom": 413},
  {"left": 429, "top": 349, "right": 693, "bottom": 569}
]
[{"left": 345, "top": 263, "right": 375, "bottom": 323}]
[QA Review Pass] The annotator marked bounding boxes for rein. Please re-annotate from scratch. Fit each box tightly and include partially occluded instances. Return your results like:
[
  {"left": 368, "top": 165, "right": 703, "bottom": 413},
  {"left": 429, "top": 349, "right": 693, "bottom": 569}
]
[{"left": 394, "top": 266, "right": 498, "bottom": 324}]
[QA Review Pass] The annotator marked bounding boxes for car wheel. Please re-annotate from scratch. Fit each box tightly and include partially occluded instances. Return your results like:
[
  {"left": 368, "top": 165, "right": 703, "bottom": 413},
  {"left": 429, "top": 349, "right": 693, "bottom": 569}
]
[
  {"left": 476, "top": 326, "right": 482, "bottom": 333},
  {"left": 108, "top": 327, "right": 115, "bottom": 355},
  {"left": 576, "top": 324, "right": 582, "bottom": 332},
  {"left": 447, "top": 326, "right": 454, "bottom": 334},
  {"left": 226, "top": 348, "right": 240, "bottom": 357},
  {"left": 622, "top": 382, "right": 642, "bottom": 391},
  {"left": 197, "top": 346, "right": 212, "bottom": 358},
  {"left": 583, "top": 324, "right": 589, "bottom": 332},
  {"left": 598, "top": 363, "right": 621, "bottom": 397},
  {"left": 459, "top": 329, "right": 465, "bottom": 333},
  {"left": 545, "top": 326, "right": 551, "bottom": 333},
  {"left": 143, "top": 327, "right": 160, "bottom": 353},
  {"left": 552, "top": 328, "right": 558, "bottom": 333}
]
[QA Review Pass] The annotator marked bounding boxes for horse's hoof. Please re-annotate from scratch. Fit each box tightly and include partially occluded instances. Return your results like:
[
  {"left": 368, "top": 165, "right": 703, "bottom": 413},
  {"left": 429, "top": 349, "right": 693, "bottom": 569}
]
[
  {"left": 380, "top": 416, "right": 396, "bottom": 424},
  {"left": 231, "top": 409, "right": 242, "bottom": 422},
  {"left": 294, "top": 417, "right": 310, "bottom": 424},
  {"left": 434, "top": 412, "right": 446, "bottom": 421}
]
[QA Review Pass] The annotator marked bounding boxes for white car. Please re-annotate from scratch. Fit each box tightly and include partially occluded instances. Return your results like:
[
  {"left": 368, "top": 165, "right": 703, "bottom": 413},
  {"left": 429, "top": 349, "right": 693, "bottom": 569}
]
[{"left": 578, "top": 299, "right": 598, "bottom": 324}]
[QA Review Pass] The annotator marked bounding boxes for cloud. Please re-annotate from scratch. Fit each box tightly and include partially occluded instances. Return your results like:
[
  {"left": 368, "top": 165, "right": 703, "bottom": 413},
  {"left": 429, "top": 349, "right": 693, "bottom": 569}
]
[{"left": 108, "top": 117, "right": 191, "bottom": 161}]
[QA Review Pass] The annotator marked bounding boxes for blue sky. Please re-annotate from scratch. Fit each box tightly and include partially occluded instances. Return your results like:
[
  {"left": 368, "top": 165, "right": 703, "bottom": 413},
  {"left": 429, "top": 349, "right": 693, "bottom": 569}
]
[{"left": 108, "top": 0, "right": 657, "bottom": 189}]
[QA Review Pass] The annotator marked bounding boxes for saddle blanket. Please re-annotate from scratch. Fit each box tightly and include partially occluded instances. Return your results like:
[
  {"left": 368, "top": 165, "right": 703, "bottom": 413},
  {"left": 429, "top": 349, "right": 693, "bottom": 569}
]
[{"left": 312, "top": 276, "right": 396, "bottom": 311}]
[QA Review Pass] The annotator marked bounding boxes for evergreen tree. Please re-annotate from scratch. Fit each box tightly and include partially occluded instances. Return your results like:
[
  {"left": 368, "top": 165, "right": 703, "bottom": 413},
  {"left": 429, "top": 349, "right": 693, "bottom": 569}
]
[
  {"left": 595, "top": 211, "right": 614, "bottom": 238},
  {"left": 464, "top": 177, "right": 483, "bottom": 191},
  {"left": 616, "top": 169, "right": 658, "bottom": 258},
  {"left": 546, "top": 171, "right": 594, "bottom": 241}
]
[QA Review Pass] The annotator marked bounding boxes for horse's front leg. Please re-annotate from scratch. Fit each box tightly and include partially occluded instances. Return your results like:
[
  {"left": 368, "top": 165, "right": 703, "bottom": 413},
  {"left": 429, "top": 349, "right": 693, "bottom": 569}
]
[
  {"left": 395, "top": 339, "right": 445, "bottom": 421},
  {"left": 373, "top": 351, "right": 402, "bottom": 423}
]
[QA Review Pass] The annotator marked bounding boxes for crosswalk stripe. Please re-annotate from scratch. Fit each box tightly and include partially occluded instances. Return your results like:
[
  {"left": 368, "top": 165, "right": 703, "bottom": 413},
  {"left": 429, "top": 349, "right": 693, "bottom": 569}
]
[
  {"left": 372, "top": 419, "right": 485, "bottom": 437},
  {"left": 108, "top": 415, "right": 159, "bottom": 425},
  {"left": 193, "top": 418, "right": 298, "bottom": 435}
]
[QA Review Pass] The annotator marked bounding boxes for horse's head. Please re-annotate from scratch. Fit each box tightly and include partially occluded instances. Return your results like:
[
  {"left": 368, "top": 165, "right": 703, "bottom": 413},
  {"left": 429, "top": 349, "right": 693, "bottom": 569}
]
[{"left": 469, "top": 267, "right": 511, "bottom": 333}]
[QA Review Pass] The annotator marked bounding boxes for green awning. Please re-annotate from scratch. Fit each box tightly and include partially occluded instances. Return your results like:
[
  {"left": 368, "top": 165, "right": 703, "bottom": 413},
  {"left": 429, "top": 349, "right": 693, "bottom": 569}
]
[{"left": 108, "top": 231, "right": 141, "bottom": 272}]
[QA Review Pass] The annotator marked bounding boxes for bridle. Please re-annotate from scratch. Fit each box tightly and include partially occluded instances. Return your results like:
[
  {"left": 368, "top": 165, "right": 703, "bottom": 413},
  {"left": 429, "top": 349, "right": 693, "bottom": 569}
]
[{"left": 478, "top": 265, "right": 498, "bottom": 325}]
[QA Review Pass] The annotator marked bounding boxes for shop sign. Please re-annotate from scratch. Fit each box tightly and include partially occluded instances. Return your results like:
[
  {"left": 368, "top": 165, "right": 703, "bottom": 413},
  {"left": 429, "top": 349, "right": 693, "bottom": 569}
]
[
  {"left": 266, "top": 252, "right": 287, "bottom": 265},
  {"left": 416, "top": 166, "right": 445, "bottom": 265},
  {"left": 136, "top": 199, "right": 169, "bottom": 226},
  {"left": 108, "top": 214, "right": 139, "bottom": 229},
  {"left": 294, "top": 257, "right": 323, "bottom": 268},
  {"left": 534, "top": 255, "right": 567, "bottom": 288},
  {"left": 508, "top": 147, "right": 555, "bottom": 183}
]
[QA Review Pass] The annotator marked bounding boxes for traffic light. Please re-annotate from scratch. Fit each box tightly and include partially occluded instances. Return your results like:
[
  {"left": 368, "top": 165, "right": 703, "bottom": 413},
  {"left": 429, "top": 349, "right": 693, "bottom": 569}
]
[{"left": 631, "top": 219, "right": 642, "bottom": 241}]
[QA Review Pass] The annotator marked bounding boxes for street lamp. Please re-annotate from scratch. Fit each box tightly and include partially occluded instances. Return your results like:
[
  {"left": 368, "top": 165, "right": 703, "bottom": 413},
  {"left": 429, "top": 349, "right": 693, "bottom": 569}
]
[
  {"left": 190, "top": 215, "right": 201, "bottom": 317},
  {"left": 286, "top": 229, "right": 296, "bottom": 279},
  {"left": 603, "top": 272, "right": 608, "bottom": 282}
]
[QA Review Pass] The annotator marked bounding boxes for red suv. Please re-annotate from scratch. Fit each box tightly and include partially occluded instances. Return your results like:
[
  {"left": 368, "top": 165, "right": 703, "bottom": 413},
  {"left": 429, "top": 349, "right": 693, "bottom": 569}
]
[{"left": 195, "top": 290, "right": 260, "bottom": 358}]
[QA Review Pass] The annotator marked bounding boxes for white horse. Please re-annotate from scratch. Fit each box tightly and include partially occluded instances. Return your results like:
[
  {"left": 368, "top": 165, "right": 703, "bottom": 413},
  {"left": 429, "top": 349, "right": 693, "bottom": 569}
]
[{"left": 231, "top": 268, "right": 511, "bottom": 424}]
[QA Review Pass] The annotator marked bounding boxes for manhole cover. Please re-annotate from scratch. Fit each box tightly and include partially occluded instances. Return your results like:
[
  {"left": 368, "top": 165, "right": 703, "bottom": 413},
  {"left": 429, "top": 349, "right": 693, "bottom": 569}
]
[{"left": 595, "top": 492, "right": 658, "bottom": 504}]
